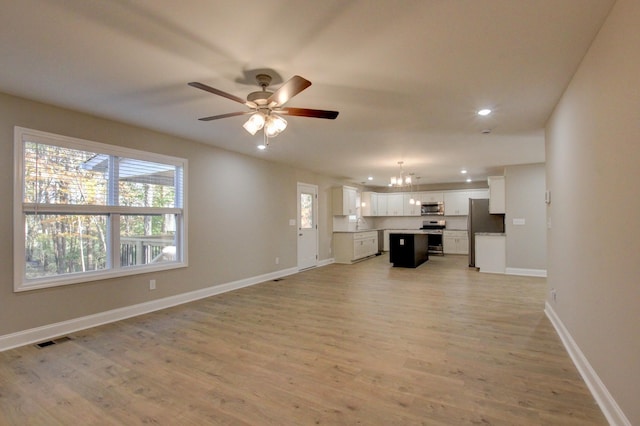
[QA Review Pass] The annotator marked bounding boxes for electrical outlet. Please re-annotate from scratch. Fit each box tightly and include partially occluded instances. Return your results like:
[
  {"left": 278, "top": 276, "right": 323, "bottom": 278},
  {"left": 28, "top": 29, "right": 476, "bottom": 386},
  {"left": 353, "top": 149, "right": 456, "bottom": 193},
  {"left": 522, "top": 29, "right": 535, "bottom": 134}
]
[
  {"left": 149, "top": 279, "right": 156, "bottom": 290},
  {"left": 551, "top": 288, "right": 557, "bottom": 302},
  {"left": 275, "top": 257, "right": 280, "bottom": 265}
]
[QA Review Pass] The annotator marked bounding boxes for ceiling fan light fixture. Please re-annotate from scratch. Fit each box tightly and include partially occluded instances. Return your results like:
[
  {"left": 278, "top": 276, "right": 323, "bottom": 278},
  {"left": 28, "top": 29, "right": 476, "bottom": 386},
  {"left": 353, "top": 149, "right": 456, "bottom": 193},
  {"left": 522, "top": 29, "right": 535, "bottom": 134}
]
[
  {"left": 189, "top": 74, "right": 338, "bottom": 139},
  {"left": 243, "top": 112, "right": 266, "bottom": 135},
  {"left": 265, "top": 114, "right": 287, "bottom": 137}
]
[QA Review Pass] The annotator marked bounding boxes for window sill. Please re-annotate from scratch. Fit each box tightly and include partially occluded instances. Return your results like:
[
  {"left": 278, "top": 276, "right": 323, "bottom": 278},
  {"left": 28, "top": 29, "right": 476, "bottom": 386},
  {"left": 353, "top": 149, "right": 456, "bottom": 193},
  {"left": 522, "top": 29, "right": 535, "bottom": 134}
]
[{"left": 14, "top": 262, "right": 188, "bottom": 292}]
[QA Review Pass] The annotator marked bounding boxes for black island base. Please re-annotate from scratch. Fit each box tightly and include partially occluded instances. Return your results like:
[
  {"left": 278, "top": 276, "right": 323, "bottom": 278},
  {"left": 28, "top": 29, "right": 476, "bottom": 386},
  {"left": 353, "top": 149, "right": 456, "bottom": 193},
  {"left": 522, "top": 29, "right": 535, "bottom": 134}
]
[{"left": 389, "top": 233, "right": 429, "bottom": 268}]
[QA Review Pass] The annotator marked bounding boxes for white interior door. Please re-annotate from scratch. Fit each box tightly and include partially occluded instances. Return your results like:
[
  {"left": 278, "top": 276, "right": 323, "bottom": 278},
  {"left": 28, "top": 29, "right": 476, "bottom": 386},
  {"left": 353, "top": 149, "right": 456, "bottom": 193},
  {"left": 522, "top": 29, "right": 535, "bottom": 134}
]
[{"left": 297, "top": 183, "right": 318, "bottom": 270}]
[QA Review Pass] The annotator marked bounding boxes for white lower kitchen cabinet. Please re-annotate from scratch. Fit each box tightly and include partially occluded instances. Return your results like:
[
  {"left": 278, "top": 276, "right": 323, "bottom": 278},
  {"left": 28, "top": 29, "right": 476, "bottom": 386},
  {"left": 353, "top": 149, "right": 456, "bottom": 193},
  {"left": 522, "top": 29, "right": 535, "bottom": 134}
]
[
  {"left": 333, "top": 231, "right": 378, "bottom": 264},
  {"left": 443, "top": 230, "right": 469, "bottom": 254},
  {"left": 475, "top": 233, "right": 506, "bottom": 273}
]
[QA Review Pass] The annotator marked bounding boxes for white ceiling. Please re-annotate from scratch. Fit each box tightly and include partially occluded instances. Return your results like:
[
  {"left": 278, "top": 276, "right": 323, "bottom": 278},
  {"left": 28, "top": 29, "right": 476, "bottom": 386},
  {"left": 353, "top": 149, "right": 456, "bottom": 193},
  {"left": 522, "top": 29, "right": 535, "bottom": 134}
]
[{"left": 0, "top": 0, "right": 615, "bottom": 187}]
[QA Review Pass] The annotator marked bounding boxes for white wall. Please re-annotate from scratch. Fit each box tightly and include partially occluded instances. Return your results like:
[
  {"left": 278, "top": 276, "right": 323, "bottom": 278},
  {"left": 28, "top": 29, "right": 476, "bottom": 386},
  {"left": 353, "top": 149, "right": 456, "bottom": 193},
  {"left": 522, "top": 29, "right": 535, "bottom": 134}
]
[
  {"left": 504, "top": 163, "right": 547, "bottom": 273},
  {"left": 546, "top": 0, "right": 640, "bottom": 423}
]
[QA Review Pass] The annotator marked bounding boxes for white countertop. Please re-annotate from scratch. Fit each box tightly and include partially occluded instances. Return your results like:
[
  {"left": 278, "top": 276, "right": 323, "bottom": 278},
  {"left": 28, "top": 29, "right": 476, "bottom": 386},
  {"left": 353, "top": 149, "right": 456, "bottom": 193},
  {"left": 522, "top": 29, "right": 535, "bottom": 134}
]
[
  {"left": 334, "top": 228, "right": 470, "bottom": 234},
  {"left": 475, "top": 232, "right": 506, "bottom": 236},
  {"left": 333, "top": 229, "right": 382, "bottom": 233},
  {"left": 388, "top": 230, "right": 431, "bottom": 234}
]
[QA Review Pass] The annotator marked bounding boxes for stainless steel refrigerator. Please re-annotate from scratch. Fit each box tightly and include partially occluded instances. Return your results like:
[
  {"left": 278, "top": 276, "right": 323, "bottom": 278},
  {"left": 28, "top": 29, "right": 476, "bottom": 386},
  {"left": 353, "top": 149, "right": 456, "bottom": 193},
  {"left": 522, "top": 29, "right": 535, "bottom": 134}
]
[{"left": 468, "top": 198, "right": 505, "bottom": 267}]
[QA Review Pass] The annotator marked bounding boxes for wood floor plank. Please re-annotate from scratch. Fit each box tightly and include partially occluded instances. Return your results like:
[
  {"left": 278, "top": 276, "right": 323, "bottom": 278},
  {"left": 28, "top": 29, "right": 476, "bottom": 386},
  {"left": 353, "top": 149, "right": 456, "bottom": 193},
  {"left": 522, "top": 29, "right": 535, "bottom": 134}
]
[{"left": 0, "top": 254, "right": 607, "bottom": 425}]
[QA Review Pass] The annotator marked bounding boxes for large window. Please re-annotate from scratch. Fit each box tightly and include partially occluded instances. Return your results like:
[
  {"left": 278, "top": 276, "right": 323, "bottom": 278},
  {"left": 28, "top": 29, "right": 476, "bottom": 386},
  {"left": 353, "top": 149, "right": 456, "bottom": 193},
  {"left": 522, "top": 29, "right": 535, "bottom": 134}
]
[{"left": 14, "top": 127, "right": 187, "bottom": 291}]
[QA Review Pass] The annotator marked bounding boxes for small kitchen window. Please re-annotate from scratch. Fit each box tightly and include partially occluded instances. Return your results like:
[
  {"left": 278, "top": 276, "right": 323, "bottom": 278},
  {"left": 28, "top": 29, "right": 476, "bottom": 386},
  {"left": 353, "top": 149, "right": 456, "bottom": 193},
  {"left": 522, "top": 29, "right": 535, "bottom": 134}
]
[{"left": 14, "top": 126, "right": 188, "bottom": 292}]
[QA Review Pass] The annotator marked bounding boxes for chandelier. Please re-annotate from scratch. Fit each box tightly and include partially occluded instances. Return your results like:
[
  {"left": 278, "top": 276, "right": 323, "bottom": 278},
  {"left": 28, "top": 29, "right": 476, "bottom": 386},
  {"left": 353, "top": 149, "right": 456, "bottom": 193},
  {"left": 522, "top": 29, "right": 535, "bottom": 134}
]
[
  {"left": 409, "top": 176, "right": 421, "bottom": 205},
  {"left": 390, "top": 161, "right": 420, "bottom": 205},
  {"left": 390, "top": 161, "right": 412, "bottom": 186}
]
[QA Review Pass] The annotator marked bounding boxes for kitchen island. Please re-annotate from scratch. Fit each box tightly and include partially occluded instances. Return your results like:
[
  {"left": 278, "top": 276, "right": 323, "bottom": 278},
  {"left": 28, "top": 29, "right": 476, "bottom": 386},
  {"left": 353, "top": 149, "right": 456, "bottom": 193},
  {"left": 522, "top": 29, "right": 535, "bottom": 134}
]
[{"left": 389, "top": 231, "right": 430, "bottom": 268}]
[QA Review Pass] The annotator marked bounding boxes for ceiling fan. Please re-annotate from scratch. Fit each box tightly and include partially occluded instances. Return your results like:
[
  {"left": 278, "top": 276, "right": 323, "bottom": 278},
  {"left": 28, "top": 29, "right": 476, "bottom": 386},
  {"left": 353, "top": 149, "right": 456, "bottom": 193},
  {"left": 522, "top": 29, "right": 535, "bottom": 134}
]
[{"left": 188, "top": 74, "right": 339, "bottom": 138}]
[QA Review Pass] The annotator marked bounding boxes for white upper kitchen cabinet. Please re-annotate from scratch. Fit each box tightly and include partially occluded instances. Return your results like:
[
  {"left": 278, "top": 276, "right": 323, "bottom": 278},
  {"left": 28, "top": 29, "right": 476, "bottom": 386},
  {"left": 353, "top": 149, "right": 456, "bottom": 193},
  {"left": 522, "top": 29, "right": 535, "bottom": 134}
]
[
  {"left": 332, "top": 186, "right": 358, "bottom": 216},
  {"left": 361, "top": 191, "right": 378, "bottom": 216},
  {"left": 444, "top": 189, "right": 489, "bottom": 216},
  {"left": 420, "top": 191, "right": 444, "bottom": 203},
  {"left": 468, "top": 189, "right": 490, "bottom": 199},
  {"left": 403, "top": 193, "right": 421, "bottom": 216},
  {"left": 444, "top": 191, "right": 469, "bottom": 216},
  {"left": 377, "top": 193, "right": 389, "bottom": 216},
  {"left": 488, "top": 176, "right": 506, "bottom": 214},
  {"left": 386, "top": 193, "right": 405, "bottom": 216}
]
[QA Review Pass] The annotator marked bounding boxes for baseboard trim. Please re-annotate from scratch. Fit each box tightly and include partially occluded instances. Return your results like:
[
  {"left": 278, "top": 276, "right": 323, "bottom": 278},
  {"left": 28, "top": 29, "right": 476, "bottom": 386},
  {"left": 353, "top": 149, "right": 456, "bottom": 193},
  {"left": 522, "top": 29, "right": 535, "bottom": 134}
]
[
  {"left": 0, "top": 266, "right": 300, "bottom": 353},
  {"left": 545, "top": 302, "right": 630, "bottom": 426},
  {"left": 505, "top": 267, "right": 547, "bottom": 277},
  {"left": 318, "top": 257, "right": 335, "bottom": 267}
]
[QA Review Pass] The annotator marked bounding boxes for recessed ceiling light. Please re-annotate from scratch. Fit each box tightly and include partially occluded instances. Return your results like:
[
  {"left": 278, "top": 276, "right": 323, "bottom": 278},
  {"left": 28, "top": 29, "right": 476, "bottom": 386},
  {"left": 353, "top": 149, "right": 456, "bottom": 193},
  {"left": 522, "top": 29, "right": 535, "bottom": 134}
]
[
  {"left": 257, "top": 144, "right": 267, "bottom": 150},
  {"left": 466, "top": 178, "right": 472, "bottom": 183},
  {"left": 461, "top": 169, "right": 467, "bottom": 174},
  {"left": 477, "top": 108, "right": 492, "bottom": 116},
  {"left": 367, "top": 176, "right": 373, "bottom": 181}
]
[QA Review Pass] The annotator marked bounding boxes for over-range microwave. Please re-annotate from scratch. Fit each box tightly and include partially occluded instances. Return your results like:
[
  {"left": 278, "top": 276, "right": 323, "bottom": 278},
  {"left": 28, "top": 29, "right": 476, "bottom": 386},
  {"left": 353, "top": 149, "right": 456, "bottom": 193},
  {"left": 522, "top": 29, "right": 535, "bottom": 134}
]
[{"left": 421, "top": 202, "right": 444, "bottom": 216}]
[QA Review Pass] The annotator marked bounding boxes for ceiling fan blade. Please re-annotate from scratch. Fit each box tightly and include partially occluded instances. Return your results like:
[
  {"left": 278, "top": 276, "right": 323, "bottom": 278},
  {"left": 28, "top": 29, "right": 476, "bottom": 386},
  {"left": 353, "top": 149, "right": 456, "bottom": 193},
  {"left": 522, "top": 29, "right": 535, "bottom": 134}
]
[
  {"left": 198, "top": 111, "right": 252, "bottom": 121},
  {"left": 188, "top": 82, "right": 257, "bottom": 108},
  {"left": 267, "top": 75, "right": 312, "bottom": 107},
  {"left": 279, "top": 107, "right": 339, "bottom": 119}
]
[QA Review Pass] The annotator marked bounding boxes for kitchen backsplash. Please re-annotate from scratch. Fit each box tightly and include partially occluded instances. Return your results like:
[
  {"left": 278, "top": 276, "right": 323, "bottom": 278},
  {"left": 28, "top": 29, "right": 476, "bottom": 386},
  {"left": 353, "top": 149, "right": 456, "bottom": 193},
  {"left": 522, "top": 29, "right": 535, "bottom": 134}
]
[
  {"left": 373, "top": 215, "right": 468, "bottom": 230},
  {"left": 332, "top": 213, "right": 469, "bottom": 232},
  {"left": 333, "top": 215, "right": 362, "bottom": 232}
]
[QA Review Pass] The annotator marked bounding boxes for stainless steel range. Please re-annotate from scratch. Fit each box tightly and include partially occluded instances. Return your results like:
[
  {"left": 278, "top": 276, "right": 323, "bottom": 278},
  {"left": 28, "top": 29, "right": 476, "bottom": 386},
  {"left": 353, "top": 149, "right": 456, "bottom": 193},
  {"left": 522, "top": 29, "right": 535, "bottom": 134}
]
[{"left": 421, "top": 220, "right": 446, "bottom": 255}]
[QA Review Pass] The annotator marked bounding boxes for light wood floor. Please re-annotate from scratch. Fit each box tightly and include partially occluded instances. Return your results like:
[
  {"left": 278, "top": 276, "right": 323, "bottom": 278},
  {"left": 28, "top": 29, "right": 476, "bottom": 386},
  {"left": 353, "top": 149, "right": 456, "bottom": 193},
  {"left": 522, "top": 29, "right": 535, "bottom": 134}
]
[{"left": 0, "top": 254, "right": 606, "bottom": 425}]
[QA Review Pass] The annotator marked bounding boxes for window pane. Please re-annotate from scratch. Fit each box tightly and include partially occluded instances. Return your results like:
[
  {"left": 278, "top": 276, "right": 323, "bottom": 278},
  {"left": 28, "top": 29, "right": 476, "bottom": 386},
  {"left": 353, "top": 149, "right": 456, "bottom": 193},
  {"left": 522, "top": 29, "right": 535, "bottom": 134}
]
[
  {"left": 25, "top": 214, "right": 108, "bottom": 279},
  {"left": 23, "top": 142, "right": 108, "bottom": 205},
  {"left": 16, "top": 127, "right": 187, "bottom": 290},
  {"left": 119, "top": 159, "right": 178, "bottom": 208},
  {"left": 120, "top": 215, "right": 176, "bottom": 267},
  {"left": 300, "top": 193, "right": 313, "bottom": 229}
]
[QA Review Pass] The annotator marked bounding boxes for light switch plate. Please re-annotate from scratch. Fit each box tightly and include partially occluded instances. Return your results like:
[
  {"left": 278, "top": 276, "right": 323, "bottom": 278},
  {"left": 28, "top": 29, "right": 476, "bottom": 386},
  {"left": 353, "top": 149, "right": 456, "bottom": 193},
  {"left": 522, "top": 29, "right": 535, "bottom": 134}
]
[{"left": 513, "top": 218, "right": 526, "bottom": 225}]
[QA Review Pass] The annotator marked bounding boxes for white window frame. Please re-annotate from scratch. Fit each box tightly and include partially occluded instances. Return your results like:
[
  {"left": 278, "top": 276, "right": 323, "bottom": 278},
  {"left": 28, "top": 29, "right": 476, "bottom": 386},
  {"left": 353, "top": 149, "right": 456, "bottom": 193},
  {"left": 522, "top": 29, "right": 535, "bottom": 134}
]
[{"left": 13, "top": 126, "right": 188, "bottom": 292}]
